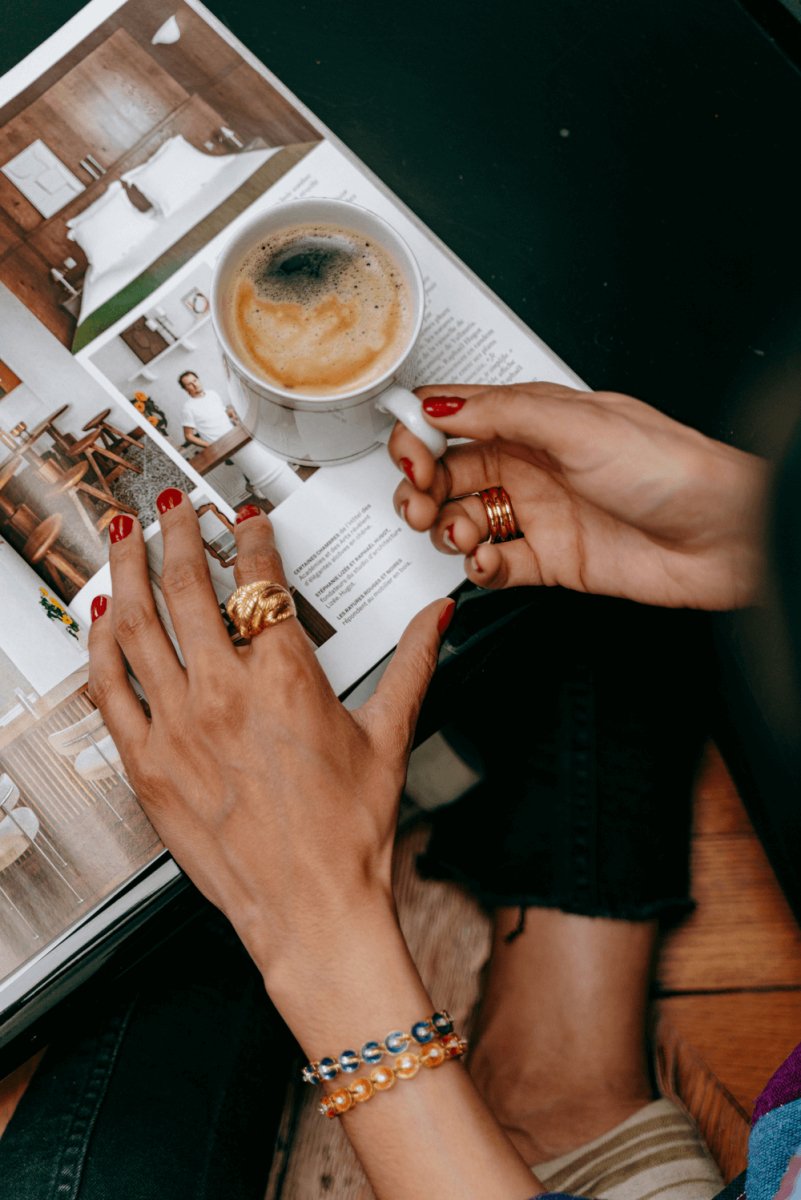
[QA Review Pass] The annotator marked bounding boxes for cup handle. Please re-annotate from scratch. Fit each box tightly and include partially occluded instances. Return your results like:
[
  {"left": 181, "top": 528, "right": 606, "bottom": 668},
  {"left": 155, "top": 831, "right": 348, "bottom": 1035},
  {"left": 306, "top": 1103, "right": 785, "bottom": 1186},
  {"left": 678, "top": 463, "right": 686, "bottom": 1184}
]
[{"left": 375, "top": 385, "right": 447, "bottom": 459}]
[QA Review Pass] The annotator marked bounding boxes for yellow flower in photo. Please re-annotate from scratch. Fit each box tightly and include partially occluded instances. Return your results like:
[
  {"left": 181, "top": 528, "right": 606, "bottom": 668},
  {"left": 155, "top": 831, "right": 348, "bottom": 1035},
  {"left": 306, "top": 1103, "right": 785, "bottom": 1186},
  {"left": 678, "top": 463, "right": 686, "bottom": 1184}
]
[
  {"left": 148, "top": 414, "right": 159, "bottom": 425},
  {"left": 133, "top": 390, "right": 148, "bottom": 402},
  {"left": 61, "top": 613, "right": 72, "bottom": 624}
]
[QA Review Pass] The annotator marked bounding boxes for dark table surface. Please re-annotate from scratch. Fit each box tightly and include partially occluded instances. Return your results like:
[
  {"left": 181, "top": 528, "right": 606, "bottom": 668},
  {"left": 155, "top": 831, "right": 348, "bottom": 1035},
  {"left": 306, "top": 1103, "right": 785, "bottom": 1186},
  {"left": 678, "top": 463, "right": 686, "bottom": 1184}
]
[{"left": 2, "top": 0, "right": 801, "bottom": 1067}]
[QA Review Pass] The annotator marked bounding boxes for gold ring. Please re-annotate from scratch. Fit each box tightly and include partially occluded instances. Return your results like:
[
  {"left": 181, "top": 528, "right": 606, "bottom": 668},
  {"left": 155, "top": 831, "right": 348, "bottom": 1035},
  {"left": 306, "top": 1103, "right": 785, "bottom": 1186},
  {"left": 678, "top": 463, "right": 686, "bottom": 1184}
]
[
  {"left": 476, "top": 486, "right": 521, "bottom": 542},
  {"left": 225, "top": 580, "right": 297, "bottom": 639}
]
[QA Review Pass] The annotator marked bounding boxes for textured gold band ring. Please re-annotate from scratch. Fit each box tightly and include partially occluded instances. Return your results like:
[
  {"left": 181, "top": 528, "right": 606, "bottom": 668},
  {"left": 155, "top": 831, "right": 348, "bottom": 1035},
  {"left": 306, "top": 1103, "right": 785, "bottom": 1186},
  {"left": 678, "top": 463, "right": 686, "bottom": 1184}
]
[
  {"left": 225, "top": 580, "right": 297, "bottom": 639},
  {"left": 477, "top": 486, "right": 521, "bottom": 543}
]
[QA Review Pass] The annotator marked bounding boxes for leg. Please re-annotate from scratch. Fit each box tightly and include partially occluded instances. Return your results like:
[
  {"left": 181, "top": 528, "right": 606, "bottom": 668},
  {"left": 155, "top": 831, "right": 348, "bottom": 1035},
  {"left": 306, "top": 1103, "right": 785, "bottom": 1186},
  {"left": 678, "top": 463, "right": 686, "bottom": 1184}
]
[
  {"left": 0, "top": 902, "right": 297, "bottom": 1200},
  {"left": 469, "top": 907, "right": 657, "bottom": 1163}
]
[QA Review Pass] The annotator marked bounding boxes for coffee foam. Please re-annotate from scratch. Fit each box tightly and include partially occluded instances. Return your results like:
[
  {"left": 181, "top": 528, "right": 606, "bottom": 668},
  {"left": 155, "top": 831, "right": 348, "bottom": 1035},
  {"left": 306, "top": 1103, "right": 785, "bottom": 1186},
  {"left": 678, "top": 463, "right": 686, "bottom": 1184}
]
[{"left": 224, "top": 222, "right": 413, "bottom": 397}]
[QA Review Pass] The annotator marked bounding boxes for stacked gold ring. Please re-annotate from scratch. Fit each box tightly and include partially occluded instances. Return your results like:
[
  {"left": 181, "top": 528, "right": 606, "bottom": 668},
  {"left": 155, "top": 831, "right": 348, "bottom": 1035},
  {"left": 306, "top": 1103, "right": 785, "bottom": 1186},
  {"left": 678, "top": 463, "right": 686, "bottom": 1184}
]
[
  {"left": 225, "top": 580, "right": 297, "bottom": 639},
  {"left": 477, "top": 486, "right": 521, "bottom": 543}
]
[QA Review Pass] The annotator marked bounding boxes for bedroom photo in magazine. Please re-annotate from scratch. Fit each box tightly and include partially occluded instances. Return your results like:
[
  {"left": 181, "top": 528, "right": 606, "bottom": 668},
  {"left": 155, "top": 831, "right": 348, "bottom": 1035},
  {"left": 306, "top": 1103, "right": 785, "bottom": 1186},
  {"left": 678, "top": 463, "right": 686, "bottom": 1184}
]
[{"left": 0, "top": 0, "right": 321, "bottom": 353}]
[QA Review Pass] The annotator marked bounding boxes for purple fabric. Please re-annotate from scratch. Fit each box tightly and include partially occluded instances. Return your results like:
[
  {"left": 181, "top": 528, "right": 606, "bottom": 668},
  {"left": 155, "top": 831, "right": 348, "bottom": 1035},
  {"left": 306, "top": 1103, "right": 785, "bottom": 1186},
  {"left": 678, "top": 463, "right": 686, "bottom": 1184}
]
[{"left": 752, "top": 1040, "right": 801, "bottom": 1124}]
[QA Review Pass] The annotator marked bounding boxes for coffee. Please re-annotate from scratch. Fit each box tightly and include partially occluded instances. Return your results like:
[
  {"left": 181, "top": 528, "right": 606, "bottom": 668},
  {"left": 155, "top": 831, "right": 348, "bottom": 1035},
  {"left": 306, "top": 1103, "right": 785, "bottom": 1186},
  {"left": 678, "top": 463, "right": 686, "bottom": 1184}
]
[{"left": 223, "top": 221, "right": 414, "bottom": 397}]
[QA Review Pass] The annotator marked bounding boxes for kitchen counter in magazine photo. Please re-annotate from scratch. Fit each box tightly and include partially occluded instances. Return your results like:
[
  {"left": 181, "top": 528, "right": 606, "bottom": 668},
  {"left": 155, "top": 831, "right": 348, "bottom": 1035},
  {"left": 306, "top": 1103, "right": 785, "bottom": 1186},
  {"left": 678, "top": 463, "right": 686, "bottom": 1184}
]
[{"left": 0, "top": 0, "right": 801, "bottom": 1195}]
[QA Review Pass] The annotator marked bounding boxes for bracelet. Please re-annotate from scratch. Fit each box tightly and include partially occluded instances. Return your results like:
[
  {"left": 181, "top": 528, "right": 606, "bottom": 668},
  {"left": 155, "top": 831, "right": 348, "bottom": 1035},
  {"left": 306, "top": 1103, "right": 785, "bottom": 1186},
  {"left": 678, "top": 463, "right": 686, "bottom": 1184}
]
[
  {"left": 318, "top": 1033, "right": 468, "bottom": 1118},
  {"left": 301, "top": 1010, "right": 455, "bottom": 1086}
]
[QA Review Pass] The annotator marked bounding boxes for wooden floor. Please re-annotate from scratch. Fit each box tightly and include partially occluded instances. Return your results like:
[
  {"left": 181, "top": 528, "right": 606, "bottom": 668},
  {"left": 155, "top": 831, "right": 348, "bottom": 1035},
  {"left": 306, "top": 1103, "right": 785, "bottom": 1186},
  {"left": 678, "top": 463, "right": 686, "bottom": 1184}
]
[{"left": 1, "top": 740, "right": 799, "bottom": 1195}]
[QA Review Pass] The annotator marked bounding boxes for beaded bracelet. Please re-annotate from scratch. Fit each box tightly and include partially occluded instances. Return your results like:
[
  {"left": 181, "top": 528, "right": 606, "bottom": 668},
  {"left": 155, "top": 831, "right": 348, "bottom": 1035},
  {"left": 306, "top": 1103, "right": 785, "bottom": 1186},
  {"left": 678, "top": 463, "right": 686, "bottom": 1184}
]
[
  {"left": 301, "top": 1011, "right": 455, "bottom": 1086},
  {"left": 317, "top": 1033, "right": 468, "bottom": 1118}
]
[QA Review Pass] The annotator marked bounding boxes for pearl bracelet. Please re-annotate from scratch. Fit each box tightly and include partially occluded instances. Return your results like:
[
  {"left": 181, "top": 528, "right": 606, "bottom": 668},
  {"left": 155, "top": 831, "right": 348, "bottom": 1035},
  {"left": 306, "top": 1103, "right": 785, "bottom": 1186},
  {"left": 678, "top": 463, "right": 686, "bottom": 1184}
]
[
  {"left": 317, "top": 1033, "right": 468, "bottom": 1118},
  {"left": 301, "top": 1010, "right": 455, "bottom": 1086}
]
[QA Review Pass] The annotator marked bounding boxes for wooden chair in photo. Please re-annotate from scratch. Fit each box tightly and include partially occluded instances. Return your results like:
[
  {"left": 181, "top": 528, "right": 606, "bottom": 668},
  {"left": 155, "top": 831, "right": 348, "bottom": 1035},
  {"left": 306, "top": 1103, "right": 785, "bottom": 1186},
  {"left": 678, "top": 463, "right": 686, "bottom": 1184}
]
[
  {"left": 81, "top": 408, "right": 146, "bottom": 457},
  {"left": 22, "top": 513, "right": 91, "bottom": 595},
  {"left": 45, "top": 412, "right": 142, "bottom": 506},
  {"left": 34, "top": 454, "right": 135, "bottom": 532},
  {"left": 0, "top": 773, "right": 82, "bottom": 901}
]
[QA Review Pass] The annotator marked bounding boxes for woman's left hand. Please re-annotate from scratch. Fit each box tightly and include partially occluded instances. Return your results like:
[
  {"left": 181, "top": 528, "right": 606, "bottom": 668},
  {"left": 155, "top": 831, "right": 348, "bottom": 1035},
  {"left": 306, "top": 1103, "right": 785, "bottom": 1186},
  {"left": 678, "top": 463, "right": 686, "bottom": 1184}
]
[{"left": 88, "top": 497, "right": 451, "bottom": 985}]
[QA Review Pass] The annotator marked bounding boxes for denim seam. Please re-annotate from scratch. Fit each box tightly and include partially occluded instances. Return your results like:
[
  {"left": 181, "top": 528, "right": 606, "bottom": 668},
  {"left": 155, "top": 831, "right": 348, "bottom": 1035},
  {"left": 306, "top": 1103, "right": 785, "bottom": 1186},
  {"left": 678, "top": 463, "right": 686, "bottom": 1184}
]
[{"left": 48, "top": 996, "right": 139, "bottom": 1200}]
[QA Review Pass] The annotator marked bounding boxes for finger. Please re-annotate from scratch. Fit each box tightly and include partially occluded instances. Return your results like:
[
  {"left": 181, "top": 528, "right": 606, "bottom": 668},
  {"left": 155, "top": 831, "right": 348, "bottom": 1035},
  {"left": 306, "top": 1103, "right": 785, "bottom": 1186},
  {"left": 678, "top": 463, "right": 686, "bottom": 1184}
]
[
  {"left": 386, "top": 420, "right": 440, "bottom": 493},
  {"left": 88, "top": 595, "right": 150, "bottom": 763},
  {"left": 359, "top": 597, "right": 452, "bottom": 754},
  {"left": 466, "top": 539, "right": 544, "bottom": 590},
  {"left": 231, "top": 509, "right": 309, "bottom": 656},
  {"left": 156, "top": 489, "right": 235, "bottom": 668},
  {"left": 108, "top": 513, "right": 184, "bottom": 702},
  {"left": 430, "top": 499, "right": 486, "bottom": 554},
  {"left": 233, "top": 508, "right": 291, "bottom": 590},
  {"left": 415, "top": 382, "right": 593, "bottom": 460}
]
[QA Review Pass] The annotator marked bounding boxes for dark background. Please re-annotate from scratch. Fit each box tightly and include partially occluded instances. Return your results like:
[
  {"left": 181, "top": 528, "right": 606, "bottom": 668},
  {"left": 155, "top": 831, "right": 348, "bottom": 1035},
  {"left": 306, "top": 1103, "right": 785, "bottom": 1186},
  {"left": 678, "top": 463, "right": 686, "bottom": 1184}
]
[
  {"left": 2, "top": 0, "right": 800, "bottom": 448},
  {"left": 1, "top": 0, "right": 800, "bottom": 1065}
]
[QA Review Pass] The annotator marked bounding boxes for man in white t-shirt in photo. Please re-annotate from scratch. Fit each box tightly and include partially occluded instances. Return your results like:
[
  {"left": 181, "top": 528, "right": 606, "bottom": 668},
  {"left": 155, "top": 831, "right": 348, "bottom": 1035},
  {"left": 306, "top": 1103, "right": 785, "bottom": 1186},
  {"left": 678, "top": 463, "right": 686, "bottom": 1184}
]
[{"left": 179, "top": 370, "right": 302, "bottom": 505}]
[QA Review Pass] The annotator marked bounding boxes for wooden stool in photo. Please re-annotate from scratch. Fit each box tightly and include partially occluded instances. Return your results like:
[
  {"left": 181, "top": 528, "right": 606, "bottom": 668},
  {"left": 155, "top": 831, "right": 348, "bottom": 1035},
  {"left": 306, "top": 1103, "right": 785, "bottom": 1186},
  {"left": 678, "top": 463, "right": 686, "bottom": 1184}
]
[
  {"left": 23, "top": 513, "right": 90, "bottom": 595},
  {"left": 46, "top": 413, "right": 142, "bottom": 504},
  {"left": 81, "top": 407, "right": 146, "bottom": 456}
]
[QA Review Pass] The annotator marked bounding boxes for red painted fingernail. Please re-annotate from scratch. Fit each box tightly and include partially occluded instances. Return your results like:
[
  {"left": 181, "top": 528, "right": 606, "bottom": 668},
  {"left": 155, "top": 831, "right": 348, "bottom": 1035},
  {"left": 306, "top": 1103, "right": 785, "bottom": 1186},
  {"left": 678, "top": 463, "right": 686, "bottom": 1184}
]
[
  {"left": 91, "top": 595, "right": 108, "bottom": 622},
  {"left": 443, "top": 524, "right": 458, "bottom": 552},
  {"left": 437, "top": 599, "right": 457, "bottom": 636},
  {"left": 423, "top": 396, "right": 465, "bottom": 417},
  {"left": 109, "top": 515, "right": 134, "bottom": 543},
  {"left": 236, "top": 504, "right": 261, "bottom": 524},
  {"left": 156, "top": 488, "right": 183, "bottom": 513},
  {"left": 399, "top": 457, "right": 416, "bottom": 485}
]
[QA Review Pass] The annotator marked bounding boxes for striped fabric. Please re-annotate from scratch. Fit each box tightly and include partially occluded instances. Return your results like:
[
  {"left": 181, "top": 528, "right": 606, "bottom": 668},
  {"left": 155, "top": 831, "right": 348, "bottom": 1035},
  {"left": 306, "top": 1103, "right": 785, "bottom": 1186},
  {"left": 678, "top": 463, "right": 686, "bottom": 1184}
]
[{"left": 531, "top": 1099, "right": 723, "bottom": 1200}]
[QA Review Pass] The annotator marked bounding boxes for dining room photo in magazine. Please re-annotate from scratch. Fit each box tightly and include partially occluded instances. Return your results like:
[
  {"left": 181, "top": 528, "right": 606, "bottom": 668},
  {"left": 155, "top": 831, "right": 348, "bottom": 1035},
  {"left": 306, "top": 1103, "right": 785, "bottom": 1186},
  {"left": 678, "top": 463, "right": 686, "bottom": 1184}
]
[
  {"left": 0, "top": 0, "right": 321, "bottom": 354},
  {"left": 0, "top": 536, "right": 163, "bottom": 987}
]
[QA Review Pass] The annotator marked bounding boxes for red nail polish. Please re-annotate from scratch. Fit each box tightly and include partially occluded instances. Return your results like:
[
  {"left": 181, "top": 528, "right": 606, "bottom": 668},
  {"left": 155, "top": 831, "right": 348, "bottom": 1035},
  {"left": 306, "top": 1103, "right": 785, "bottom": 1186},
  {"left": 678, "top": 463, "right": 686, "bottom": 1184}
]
[
  {"left": 109, "top": 515, "right": 134, "bottom": 543},
  {"left": 91, "top": 595, "right": 108, "bottom": 622},
  {"left": 399, "top": 457, "right": 416, "bottom": 485},
  {"left": 236, "top": 504, "right": 261, "bottom": 524},
  {"left": 156, "top": 488, "right": 183, "bottom": 514},
  {"left": 423, "top": 396, "right": 465, "bottom": 417},
  {"left": 443, "top": 524, "right": 458, "bottom": 552},
  {"left": 437, "top": 598, "right": 457, "bottom": 636}
]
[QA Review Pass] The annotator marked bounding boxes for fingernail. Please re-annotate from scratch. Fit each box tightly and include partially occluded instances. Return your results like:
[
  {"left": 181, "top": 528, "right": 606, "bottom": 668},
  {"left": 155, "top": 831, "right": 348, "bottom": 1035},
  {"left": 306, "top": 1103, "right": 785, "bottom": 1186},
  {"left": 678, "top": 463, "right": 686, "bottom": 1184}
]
[
  {"left": 236, "top": 504, "right": 261, "bottom": 524},
  {"left": 442, "top": 524, "right": 458, "bottom": 552},
  {"left": 437, "top": 598, "right": 457, "bottom": 636},
  {"left": 399, "top": 457, "right": 416, "bottom": 485},
  {"left": 91, "top": 595, "right": 108, "bottom": 622},
  {"left": 156, "top": 488, "right": 183, "bottom": 514},
  {"left": 469, "top": 551, "right": 484, "bottom": 574},
  {"left": 398, "top": 500, "right": 409, "bottom": 523},
  {"left": 423, "top": 396, "right": 465, "bottom": 417},
  {"left": 109, "top": 515, "right": 134, "bottom": 543}
]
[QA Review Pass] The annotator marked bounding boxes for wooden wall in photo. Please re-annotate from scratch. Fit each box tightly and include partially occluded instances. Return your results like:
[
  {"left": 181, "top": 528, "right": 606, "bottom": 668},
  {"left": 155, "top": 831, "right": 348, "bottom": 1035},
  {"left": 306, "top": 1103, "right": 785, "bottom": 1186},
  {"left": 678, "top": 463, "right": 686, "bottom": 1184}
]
[{"left": 0, "top": 361, "right": 21, "bottom": 394}]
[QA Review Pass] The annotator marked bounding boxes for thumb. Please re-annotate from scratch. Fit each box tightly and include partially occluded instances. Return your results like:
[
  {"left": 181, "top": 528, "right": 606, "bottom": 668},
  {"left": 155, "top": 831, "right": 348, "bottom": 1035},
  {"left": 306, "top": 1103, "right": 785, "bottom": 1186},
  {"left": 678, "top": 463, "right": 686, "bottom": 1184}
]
[{"left": 359, "top": 597, "right": 455, "bottom": 755}]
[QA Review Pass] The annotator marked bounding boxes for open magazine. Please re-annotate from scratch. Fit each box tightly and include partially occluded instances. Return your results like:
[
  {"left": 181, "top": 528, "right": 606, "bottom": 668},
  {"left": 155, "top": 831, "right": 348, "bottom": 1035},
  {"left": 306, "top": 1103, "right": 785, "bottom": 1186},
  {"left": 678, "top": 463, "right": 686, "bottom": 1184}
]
[{"left": 0, "top": 0, "right": 583, "bottom": 1056}]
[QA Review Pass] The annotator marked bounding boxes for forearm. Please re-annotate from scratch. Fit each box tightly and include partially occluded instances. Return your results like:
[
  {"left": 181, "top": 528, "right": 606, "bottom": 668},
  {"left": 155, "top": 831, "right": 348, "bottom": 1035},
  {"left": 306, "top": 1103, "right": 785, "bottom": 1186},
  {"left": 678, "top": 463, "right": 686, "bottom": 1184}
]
[{"left": 258, "top": 900, "right": 539, "bottom": 1200}]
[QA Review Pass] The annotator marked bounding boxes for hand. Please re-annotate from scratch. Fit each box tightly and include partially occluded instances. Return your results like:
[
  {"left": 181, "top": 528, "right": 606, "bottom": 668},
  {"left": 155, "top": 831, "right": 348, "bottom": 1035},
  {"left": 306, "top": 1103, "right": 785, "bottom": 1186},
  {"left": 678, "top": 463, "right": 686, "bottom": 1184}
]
[
  {"left": 88, "top": 500, "right": 452, "bottom": 984},
  {"left": 88, "top": 500, "right": 537, "bottom": 1200},
  {"left": 390, "top": 382, "right": 768, "bottom": 610}
]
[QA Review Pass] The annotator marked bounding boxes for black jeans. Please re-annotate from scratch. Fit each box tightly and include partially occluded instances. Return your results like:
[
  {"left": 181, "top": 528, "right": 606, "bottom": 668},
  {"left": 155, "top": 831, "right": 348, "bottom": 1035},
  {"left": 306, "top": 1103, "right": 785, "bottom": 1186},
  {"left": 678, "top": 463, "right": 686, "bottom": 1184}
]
[
  {"left": 420, "top": 589, "right": 710, "bottom": 924},
  {"left": 0, "top": 906, "right": 297, "bottom": 1200}
]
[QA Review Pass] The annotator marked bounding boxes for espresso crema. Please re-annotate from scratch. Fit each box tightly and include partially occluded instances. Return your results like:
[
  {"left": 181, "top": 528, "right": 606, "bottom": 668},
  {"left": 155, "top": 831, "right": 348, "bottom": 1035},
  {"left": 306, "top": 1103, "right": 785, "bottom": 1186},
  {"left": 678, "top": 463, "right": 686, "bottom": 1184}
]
[{"left": 224, "top": 222, "right": 414, "bottom": 397}]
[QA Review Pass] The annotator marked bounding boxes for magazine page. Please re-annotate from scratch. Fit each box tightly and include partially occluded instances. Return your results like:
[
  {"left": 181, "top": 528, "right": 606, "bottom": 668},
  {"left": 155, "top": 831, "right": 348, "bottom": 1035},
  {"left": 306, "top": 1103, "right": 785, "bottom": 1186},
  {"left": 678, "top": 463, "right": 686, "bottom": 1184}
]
[{"left": 0, "top": 0, "right": 584, "bottom": 1017}]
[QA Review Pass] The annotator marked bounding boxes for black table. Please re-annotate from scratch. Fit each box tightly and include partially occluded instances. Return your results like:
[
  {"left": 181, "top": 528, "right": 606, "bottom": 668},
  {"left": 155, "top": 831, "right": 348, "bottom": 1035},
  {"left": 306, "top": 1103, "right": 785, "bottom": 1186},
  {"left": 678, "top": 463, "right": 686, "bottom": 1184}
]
[{"left": 2, "top": 0, "right": 801, "bottom": 1069}]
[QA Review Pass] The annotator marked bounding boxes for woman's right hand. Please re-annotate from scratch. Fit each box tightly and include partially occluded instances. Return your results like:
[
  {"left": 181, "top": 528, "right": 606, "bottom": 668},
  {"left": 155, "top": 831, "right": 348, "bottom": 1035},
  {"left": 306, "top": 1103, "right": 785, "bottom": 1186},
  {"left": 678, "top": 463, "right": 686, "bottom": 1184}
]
[{"left": 391, "top": 382, "right": 768, "bottom": 611}]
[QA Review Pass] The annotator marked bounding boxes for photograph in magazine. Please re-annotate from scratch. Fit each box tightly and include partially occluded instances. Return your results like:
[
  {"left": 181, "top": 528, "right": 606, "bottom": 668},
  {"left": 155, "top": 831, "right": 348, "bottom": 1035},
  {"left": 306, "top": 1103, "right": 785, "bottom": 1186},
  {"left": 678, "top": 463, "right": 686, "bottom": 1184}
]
[
  {"left": 0, "top": 0, "right": 321, "bottom": 354},
  {"left": 0, "top": 534, "right": 162, "bottom": 985}
]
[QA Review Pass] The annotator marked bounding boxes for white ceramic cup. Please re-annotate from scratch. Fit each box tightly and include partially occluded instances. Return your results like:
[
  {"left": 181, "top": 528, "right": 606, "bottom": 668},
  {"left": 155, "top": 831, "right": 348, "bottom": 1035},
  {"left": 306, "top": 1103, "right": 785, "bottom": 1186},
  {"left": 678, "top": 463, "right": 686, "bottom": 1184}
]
[{"left": 210, "top": 197, "right": 447, "bottom": 467}]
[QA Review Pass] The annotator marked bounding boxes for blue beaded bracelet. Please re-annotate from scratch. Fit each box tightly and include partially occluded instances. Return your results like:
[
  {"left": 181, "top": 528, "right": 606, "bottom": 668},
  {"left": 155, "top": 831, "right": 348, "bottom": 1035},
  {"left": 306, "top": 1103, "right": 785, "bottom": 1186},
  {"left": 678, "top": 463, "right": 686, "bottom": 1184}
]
[{"left": 301, "top": 1010, "right": 455, "bottom": 1085}]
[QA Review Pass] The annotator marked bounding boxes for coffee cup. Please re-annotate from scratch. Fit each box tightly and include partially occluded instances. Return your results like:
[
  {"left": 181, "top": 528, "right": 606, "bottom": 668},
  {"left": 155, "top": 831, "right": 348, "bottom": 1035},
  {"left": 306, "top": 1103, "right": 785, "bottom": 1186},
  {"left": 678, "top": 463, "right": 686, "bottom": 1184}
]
[{"left": 210, "top": 197, "right": 447, "bottom": 467}]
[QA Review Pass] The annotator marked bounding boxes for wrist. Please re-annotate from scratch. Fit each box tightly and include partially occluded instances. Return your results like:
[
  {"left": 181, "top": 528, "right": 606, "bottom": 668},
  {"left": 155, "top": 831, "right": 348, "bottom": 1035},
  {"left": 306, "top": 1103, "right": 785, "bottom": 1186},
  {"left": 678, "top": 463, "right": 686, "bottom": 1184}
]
[{"left": 257, "top": 895, "right": 433, "bottom": 1061}]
